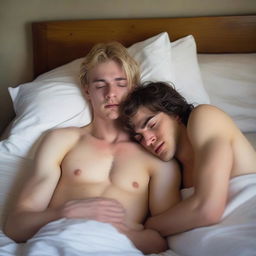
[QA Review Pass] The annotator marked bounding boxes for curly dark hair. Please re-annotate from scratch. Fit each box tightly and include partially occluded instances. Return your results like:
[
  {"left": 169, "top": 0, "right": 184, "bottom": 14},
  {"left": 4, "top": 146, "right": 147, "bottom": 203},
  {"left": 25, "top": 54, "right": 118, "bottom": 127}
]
[{"left": 119, "top": 82, "right": 194, "bottom": 134}]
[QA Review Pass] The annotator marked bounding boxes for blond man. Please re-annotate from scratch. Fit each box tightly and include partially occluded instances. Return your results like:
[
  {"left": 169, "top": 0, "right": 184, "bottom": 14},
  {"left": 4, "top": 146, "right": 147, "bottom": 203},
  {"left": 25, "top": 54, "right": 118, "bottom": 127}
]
[{"left": 4, "top": 43, "right": 180, "bottom": 254}]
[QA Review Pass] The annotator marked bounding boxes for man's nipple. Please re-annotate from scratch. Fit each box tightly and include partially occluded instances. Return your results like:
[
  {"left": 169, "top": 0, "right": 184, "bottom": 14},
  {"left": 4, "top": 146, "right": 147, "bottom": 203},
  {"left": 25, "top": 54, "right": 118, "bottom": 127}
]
[
  {"left": 74, "top": 169, "right": 82, "bottom": 176},
  {"left": 132, "top": 181, "right": 139, "bottom": 189}
]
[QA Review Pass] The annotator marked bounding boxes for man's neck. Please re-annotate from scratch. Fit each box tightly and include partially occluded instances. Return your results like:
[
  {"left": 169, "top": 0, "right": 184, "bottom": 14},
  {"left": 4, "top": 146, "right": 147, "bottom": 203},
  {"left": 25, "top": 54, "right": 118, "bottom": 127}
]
[{"left": 90, "top": 118, "right": 129, "bottom": 144}]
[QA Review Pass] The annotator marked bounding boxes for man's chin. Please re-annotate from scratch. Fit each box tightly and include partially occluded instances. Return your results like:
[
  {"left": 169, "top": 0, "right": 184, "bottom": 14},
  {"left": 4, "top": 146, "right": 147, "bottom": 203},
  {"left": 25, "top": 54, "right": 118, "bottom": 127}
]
[
  {"left": 157, "top": 151, "right": 173, "bottom": 162},
  {"left": 107, "top": 113, "right": 119, "bottom": 120}
]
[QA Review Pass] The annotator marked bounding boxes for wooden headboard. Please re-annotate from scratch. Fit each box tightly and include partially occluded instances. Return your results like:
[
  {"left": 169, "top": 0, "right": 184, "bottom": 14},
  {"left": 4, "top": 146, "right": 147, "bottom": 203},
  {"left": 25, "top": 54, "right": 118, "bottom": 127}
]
[{"left": 32, "top": 15, "right": 256, "bottom": 78}]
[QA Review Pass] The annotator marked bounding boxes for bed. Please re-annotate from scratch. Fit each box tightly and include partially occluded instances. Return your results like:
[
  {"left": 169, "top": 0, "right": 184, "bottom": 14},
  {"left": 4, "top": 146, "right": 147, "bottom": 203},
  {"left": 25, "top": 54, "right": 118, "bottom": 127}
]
[{"left": 0, "top": 15, "right": 256, "bottom": 256}]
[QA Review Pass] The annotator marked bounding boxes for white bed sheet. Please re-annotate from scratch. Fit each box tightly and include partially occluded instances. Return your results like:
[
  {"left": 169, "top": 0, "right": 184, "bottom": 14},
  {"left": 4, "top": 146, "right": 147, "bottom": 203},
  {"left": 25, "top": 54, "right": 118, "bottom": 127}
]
[
  {"left": 0, "top": 152, "right": 32, "bottom": 228},
  {"left": 168, "top": 173, "right": 256, "bottom": 256},
  {"left": 198, "top": 53, "right": 256, "bottom": 133}
]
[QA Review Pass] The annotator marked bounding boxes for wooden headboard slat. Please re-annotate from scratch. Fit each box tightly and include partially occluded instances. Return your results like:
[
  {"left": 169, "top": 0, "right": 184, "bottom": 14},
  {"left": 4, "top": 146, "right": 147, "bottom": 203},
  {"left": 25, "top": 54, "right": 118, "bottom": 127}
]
[{"left": 32, "top": 15, "right": 256, "bottom": 77}]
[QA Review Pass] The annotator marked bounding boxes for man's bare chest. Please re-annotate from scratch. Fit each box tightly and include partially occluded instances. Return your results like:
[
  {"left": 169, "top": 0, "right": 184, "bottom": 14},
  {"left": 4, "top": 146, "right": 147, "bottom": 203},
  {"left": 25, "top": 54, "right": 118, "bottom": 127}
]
[{"left": 60, "top": 140, "right": 150, "bottom": 191}]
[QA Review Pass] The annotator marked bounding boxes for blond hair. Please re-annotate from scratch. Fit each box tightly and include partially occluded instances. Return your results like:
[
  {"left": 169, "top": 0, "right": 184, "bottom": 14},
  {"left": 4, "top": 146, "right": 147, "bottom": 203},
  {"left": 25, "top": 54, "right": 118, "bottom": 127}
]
[{"left": 80, "top": 42, "right": 140, "bottom": 89}]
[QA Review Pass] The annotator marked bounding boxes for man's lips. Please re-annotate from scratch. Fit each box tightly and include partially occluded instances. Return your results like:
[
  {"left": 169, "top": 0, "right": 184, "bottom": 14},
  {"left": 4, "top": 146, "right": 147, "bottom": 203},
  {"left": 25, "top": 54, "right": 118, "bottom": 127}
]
[
  {"left": 154, "top": 142, "right": 164, "bottom": 154},
  {"left": 105, "top": 104, "right": 119, "bottom": 108}
]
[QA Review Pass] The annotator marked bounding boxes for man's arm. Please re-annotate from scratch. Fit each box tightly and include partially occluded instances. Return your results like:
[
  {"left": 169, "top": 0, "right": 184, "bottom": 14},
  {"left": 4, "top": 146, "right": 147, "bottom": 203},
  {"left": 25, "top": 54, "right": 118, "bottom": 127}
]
[
  {"left": 3, "top": 129, "right": 72, "bottom": 242},
  {"left": 145, "top": 105, "right": 234, "bottom": 236}
]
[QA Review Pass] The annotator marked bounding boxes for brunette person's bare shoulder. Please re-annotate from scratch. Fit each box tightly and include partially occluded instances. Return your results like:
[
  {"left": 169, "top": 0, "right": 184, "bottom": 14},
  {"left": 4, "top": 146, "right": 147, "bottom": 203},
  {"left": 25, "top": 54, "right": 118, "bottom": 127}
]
[
  {"left": 188, "top": 104, "right": 233, "bottom": 124},
  {"left": 187, "top": 104, "right": 237, "bottom": 147}
]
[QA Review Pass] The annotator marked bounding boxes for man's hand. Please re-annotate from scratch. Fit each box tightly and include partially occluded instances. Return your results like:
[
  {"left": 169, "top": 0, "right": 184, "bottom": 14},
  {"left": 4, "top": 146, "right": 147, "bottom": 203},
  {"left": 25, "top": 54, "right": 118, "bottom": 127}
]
[
  {"left": 144, "top": 216, "right": 155, "bottom": 230},
  {"left": 60, "top": 197, "right": 126, "bottom": 226},
  {"left": 122, "top": 228, "right": 168, "bottom": 254}
]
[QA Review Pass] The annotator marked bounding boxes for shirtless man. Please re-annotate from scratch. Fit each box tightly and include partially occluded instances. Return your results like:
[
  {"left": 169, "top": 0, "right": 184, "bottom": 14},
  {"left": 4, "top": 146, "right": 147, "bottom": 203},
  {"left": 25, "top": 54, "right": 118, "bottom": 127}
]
[
  {"left": 3, "top": 43, "right": 180, "bottom": 254},
  {"left": 120, "top": 81, "right": 256, "bottom": 236}
]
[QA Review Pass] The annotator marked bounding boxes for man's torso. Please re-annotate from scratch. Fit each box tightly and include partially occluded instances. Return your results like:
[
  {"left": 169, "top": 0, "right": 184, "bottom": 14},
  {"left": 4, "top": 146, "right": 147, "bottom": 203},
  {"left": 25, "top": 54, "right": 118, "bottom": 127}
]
[{"left": 48, "top": 127, "right": 159, "bottom": 228}]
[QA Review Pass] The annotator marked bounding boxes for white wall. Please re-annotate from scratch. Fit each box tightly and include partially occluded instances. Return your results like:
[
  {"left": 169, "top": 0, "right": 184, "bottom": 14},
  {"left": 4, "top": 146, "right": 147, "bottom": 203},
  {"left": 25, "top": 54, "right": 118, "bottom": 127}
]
[{"left": 0, "top": 0, "right": 256, "bottom": 134}]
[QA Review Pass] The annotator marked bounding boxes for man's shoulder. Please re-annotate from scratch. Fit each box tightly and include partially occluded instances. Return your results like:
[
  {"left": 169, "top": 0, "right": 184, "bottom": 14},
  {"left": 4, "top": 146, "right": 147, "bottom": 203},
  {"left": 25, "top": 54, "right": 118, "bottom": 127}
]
[
  {"left": 47, "top": 126, "right": 80, "bottom": 136},
  {"left": 188, "top": 104, "right": 232, "bottom": 128},
  {"left": 43, "top": 126, "right": 90, "bottom": 144},
  {"left": 190, "top": 104, "right": 222, "bottom": 117},
  {"left": 187, "top": 104, "right": 236, "bottom": 144}
]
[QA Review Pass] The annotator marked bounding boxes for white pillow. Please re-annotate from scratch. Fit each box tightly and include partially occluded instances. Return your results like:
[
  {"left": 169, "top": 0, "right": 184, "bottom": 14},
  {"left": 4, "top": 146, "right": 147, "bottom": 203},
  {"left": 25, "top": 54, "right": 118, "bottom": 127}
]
[
  {"left": 198, "top": 53, "right": 256, "bottom": 132},
  {"left": 128, "top": 32, "right": 175, "bottom": 84},
  {"left": 2, "top": 58, "right": 90, "bottom": 158},
  {"left": 171, "top": 35, "right": 210, "bottom": 105},
  {"left": 1, "top": 32, "right": 175, "bottom": 158}
]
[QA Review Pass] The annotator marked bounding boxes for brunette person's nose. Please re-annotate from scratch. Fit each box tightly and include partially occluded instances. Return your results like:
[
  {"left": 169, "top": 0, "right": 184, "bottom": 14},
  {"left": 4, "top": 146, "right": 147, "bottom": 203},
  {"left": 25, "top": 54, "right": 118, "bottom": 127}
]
[{"left": 144, "top": 132, "right": 156, "bottom": 146}]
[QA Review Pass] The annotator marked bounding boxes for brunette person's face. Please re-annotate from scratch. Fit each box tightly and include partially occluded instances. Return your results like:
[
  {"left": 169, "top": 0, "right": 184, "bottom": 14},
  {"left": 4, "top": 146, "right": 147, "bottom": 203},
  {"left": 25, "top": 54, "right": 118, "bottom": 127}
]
[{"left": 131, "top": 106, "right": 180, "bottom": 161}]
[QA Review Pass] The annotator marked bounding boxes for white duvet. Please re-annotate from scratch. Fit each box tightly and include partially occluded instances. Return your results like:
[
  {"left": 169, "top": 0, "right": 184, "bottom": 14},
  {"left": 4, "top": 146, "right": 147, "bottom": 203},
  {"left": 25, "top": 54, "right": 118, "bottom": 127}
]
[
  {"left": 168, "top": 173, "right": 256, "bottom": 256},
  {"left": 0, "top": 219, "right": 144, "bottom": 256},
  {"left": 0, "top": 218, "right": 180, "bottom": 256}
]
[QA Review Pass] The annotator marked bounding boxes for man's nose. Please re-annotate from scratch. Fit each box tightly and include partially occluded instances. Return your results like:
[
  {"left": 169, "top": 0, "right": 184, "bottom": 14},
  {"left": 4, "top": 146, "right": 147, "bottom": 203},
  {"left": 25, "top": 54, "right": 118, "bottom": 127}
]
[
  {"left": 143, "top": 132, "right": 156, "bottom": 146},
  {"left": 106, "top": 84, "right": 116, "bottom": 98}
]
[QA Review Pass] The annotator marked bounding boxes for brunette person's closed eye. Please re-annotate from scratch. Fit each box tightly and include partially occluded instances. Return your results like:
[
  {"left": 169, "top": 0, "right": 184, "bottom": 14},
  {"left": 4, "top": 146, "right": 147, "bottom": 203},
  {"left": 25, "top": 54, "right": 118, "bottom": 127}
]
[
  {"left": 134, "top": 134, "right": 143, "bottom": 142},
  {"left": 149, "top": 123, "right": 156, "bottom": 129}
]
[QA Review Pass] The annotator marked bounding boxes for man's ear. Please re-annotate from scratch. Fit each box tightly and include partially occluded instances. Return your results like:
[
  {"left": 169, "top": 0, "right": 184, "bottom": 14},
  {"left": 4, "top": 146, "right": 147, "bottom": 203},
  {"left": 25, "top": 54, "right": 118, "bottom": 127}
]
[
  {"left": 174, "top": 115, "right": 182, "bottom": 123},
  {"left": 83, "top": 85, "right": 90, "bottom": 100}
]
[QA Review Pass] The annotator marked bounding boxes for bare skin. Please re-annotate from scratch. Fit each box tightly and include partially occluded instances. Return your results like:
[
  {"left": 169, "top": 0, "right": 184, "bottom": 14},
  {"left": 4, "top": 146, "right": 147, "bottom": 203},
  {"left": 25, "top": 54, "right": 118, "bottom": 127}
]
[
  {"left": 4, "top": 60, "right": 180, "bottom": 254},
  {"left": 131, "top": 104, "right": 256, "bottom": 236}
]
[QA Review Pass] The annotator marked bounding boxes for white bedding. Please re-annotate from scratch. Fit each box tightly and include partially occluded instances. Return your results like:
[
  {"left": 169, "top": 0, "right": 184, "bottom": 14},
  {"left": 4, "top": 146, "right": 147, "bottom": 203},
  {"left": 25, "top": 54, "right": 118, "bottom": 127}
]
[
  {"left": 0, "top": 152, "right": 33, "bottom": 228},
  {"left": 0, "top": 217, "right": 181, "bottom": 256},
  {"left": 168, "top": 173, "right": 256, "bottom": 256},
  {"left": 0, "top": 219, "right": 144, "bottom": 256}
]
